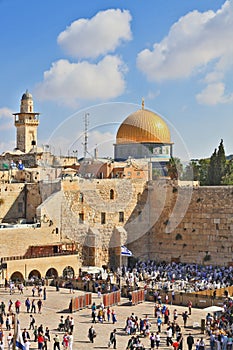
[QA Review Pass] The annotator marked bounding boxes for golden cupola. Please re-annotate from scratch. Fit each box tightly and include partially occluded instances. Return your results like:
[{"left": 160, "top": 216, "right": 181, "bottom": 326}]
[{"left": 116, "top": 100, "right": 171, "bottom": 145}]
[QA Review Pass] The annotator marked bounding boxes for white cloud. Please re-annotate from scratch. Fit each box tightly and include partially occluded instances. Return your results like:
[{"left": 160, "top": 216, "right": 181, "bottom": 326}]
[
  {"left": 196, "top": 82, "right": 233, "bottom": 105},
  {"left": 35, "top": 55, "right": 127, "bottom": 106},
  {"left": 0, "top": 107, "right": 12, "bottom": 119},
  {"left": 0, "top": 107, "right": 14, "bottom": 131},
  {"left": 137, "top": 0, "right": 233, "bottom": 105},
  {"left": 57, "top": 9, "right": 132, "bottom": 59}
]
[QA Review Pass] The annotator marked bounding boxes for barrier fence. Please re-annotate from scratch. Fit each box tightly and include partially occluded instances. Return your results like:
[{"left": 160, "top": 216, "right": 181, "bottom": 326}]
[
  {"left": 131, "top": 289, "right": 145, "bottom": 305},
  {"left": 70, "top": 292, "right": 92, "bottom": 313},
  {"left": 103, "top": 290, "right": 121, "bottom": 307}
]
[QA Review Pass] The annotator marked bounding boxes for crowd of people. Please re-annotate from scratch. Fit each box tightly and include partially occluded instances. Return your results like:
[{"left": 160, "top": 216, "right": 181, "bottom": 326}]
[
  {"left": 1, "top": 260, "right": 233, "bottom": 349},
  {"left": 119, "top": 260, "right": 233, "bottom": 293}
]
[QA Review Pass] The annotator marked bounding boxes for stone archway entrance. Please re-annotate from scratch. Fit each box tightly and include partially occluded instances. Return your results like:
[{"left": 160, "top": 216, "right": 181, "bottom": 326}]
[
  {"left": 63, "top": 266, "right": 74, "bottom": 279},
  {"left": 10, "top": 271, "right": 24, "bottom": 282},
  {"left": 28, "top": 269, "right": 41, "bottom": 280},
  {"left": 45, "top": 268, "right": 58, "bottom": 279}
]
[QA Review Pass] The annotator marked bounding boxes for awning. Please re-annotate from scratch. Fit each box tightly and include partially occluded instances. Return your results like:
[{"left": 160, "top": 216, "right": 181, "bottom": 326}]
[{"left": 203, "top": 306, "right": 224, "bottom": 313}]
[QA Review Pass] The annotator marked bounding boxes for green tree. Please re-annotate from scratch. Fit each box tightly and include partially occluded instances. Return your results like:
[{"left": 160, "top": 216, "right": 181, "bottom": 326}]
[
  {"left": 198, "top": 158, "right": 210, "bottom": 185},
  {"left": 217, "top": 139, "right": 226, "bottom": 182},
  {"left": 182, "top": 160, "right": 200, "bottom": 181},
  {"left": 222, "top": 159, "right": 233, "bottom": 185},
  {"left": 207, "top": 148, "right": 218, "bottom": 185},
  {"left": 207, "top": 139, "right": 226, "bottom": 185}
]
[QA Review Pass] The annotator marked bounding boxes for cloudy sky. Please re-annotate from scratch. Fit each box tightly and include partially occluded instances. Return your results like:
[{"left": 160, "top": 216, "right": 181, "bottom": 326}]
[{"left": 0, "top": 0, "right": 232, "bottom": 160}]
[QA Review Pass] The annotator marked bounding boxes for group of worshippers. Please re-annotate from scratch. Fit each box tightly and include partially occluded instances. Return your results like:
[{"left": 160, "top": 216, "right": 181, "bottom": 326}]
[{"left": 120, "top": 260, "right": 233, "bottom": 293}]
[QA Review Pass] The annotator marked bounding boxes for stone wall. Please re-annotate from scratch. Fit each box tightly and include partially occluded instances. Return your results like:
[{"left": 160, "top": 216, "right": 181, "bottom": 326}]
[
  {"left": 60, "top": 178, "right": 147, "bottom": 267},
  {"left": 0, "top": 183, "right": 41, "bottom": 223},
  {"left": 0, "top": 226, "right": 61, "bottom": 257},
  {"left": 128, "top": 183, "right": 233, "bottom": 266}
]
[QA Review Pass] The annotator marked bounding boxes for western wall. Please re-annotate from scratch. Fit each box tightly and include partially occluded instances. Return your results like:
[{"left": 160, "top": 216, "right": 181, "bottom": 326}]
[
  {"left": 1, "top": 177, "right": 233, "bottom": 275},
  {"left": 128, "top": 181, "right": 233, "bottom": 266}
]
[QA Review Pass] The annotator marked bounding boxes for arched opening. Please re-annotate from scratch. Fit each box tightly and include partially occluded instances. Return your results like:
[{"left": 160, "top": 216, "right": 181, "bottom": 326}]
[
  {"left": 45, "top": 268, "right": 58, "bottom": 279},
  {"left": 79, "top": 192, "right": 84, "bottom": 203},
  {"left": 110, "top": 189, "right": 114, "bottom": 200},
  {"left": 137, "top": 192, "right": 141, "bottom": 201},
  {"left": 28, "top": 270, "right": 41, "bottom": 280},
  {"left": 10, "top": 271, "right": 24, "bottom": 282},
  {"left": 63, "top": 266, "right": 74, "bottom": 279}
]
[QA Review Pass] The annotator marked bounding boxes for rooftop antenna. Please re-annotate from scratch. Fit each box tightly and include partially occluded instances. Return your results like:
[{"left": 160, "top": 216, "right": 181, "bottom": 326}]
[{"left": 84, "top": 112, "right": 89, "bottom": 159}]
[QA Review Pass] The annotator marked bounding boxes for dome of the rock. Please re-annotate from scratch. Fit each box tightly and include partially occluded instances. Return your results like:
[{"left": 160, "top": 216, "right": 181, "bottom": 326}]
[{"left": 116, "top": 108, "right": 171, "bottom": 144}]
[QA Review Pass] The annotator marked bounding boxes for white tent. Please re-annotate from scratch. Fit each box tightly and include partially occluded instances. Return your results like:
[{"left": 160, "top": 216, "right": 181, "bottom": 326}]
[{"left": 203, "top": 306, "right": 224, "bottom": 313}]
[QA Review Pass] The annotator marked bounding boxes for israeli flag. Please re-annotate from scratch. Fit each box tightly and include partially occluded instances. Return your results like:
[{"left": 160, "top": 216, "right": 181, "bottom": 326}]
[
  {"left": 15, "top": 319, "right": 26, "bottom": 350},
  {"left": 121, "top": 245, "right": 133, "bottom": 256}
]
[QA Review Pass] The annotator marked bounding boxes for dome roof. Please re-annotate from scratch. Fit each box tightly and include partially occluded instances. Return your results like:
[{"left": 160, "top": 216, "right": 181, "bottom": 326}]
[
  {"left": 116, "top": 108, "right": 171, "bottom": 144},
  {"left": 22, "top": 90, "right": 32, "bottom": 100}
]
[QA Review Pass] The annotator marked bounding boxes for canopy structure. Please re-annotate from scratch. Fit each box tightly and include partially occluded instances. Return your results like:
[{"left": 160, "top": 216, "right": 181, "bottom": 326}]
[{"left": 203, "top": 306, "right": 224, "bottom": 313}]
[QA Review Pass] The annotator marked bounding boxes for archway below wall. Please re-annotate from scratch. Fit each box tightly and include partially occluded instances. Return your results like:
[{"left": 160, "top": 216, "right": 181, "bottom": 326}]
[
  {"left": 28, "top": 269, "right": 41, "bottom": 280},
  {"left": 10, "top": 271, "right": 24, "bottom": 282},
  {"left": 63, "top": 266, "right": 74, "bottom": 279},
  {"left": 45, "top": 268, "right": 58, "bottom": 279}
]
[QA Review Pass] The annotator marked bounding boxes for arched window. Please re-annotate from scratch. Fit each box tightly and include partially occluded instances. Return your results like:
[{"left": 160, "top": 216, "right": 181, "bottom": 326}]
[
  {"left": 137, "top": 193, "right": 141, "bottom": 201},
  {"left": 110, "top": 189, "right": 114, "bottom": 200},
  {"left": 79, "top": 192, "right": 84, "bottom": 203},
  {"left": 63, "top": 266, "right": 74, "bottom": 279}
]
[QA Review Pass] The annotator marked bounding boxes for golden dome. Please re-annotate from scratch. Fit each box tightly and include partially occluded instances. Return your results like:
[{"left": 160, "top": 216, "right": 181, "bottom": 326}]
[{"left": 116, "top": 108, "right": 171, "bottom": 144}]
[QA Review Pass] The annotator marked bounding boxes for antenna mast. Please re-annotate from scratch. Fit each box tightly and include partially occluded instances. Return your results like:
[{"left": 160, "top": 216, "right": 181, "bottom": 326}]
[{"left": 84, "top": 113, "right": 89, "bottom": 159}]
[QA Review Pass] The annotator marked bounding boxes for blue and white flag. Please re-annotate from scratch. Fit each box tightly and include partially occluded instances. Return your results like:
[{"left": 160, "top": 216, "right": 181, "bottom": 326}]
[
  {"left": 15, "top": 319, "right": 26, "bottom": 350},
  {"left": 121, "top": 245, "right": 133, "bottom": 256}
]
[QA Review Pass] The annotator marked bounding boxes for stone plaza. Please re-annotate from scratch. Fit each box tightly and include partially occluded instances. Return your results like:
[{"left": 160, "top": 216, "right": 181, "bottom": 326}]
[{"left": 0, "top": 285, "right": 210, "bottom": 350}]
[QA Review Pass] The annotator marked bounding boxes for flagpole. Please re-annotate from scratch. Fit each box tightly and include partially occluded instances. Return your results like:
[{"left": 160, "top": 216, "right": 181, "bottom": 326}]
[{"left": 13, "top": 313, "right": 17, "bottom": 350}]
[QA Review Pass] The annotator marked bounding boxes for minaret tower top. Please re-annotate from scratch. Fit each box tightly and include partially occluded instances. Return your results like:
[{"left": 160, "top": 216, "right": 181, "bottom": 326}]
[{"left": 13, "top": 91, "right": 40, "bottom": 153}]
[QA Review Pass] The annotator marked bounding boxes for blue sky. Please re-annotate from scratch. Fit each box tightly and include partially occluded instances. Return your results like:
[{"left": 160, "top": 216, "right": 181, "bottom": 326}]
[{"left": 0, "top": 0, "right": 232, "bottom": 160}]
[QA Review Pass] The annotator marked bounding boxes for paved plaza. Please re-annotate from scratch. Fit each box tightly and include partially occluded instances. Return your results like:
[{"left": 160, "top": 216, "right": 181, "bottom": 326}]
[{"left": 0, "top": 285, "right": 210, "bottom": 349}]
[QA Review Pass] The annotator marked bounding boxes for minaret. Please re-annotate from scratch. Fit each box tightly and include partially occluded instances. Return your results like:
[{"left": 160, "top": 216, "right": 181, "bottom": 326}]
[{"left": 13, "top": 90, "right": 40, "bottom": 153}]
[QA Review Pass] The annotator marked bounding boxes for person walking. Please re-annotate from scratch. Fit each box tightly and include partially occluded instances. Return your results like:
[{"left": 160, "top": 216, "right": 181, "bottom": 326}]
[
  {"left": 25, "top": 298, "right": 30, "bottom": 313},
  {"left": 109, "top": 329, "right": 116, "bottom": 349},
  {"left": 37, "top": 333, "right": 44, "bottom": 350},
  {"left": 166, "top": 326, "right": 173, "bottom": 346},
  {"left": 29, "top": 315, "right": 35, "bottom": 330},
  {"left": 150, "top": 332, "right": 156, "bottom": 349},
  {"left": 53, "top": 334, "right": 60, "bottom": 350},
  {"left": 68, "top": 332, "right": 73, "bottom": 350},
  {"left": 37, "top": 299, "right": 43, "bottom": 313},
  {"left": 88, "top": 325, "right": 96, "bottom": 343},
  {"left": 31, "top": 299, "right": 36, "bottom": 313},
  {"left": 188, "top": 300, "right": 192, "bottom": 315},
  {"left": 107, "top": 307, "right": 111, "bottom": 322},
  {"left": 187, "top": 334, "right": 194, "bottom": 350},
  {"left": 157, "top": 316, "right": 163, "bottom": 333},
  {"left": 177, "top": 332, "right": 183, "bottom": 350},
  {"left": 199, "top": 337, "right": 205, "bottom": 350},
  {"left": 43, "top": 287, "right": 47, "bottom": 300},
  {"left": 15, "top": 300, "right": 21, "bottom": 314},
  {"left": 182, "top": 311, "right": 189, "bottom": 328},
  {"left": 155, "top": 332, "right": 160, "bottom": 349},
  {"left": 24, "top": 339, "right": 31, "bottom": 350},
  {"left": 7, "top": 333, "right": 13, "bottom": 350},
  {"left": 22, "top": 328, "right": 30, "bottom": 343},
  {"left": 111, "top": 309, "right": 117, "bottom": 324}
]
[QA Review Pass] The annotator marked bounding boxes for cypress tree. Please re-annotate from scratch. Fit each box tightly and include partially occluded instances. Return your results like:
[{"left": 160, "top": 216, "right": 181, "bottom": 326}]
[
  {"left": 217, "top": 139, "right": 226, "bottom": 184},
  {"left": 207, "top": 139, "right": 226, "bottom": 185},
  {"left": 208, "top": 148, "right": 218, "bottom": 185}
]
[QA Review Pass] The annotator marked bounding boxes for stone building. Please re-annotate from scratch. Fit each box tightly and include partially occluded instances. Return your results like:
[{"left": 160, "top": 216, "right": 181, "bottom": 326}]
[{"left": 1, "top": 91, "right": 233, "bottom": 283}]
